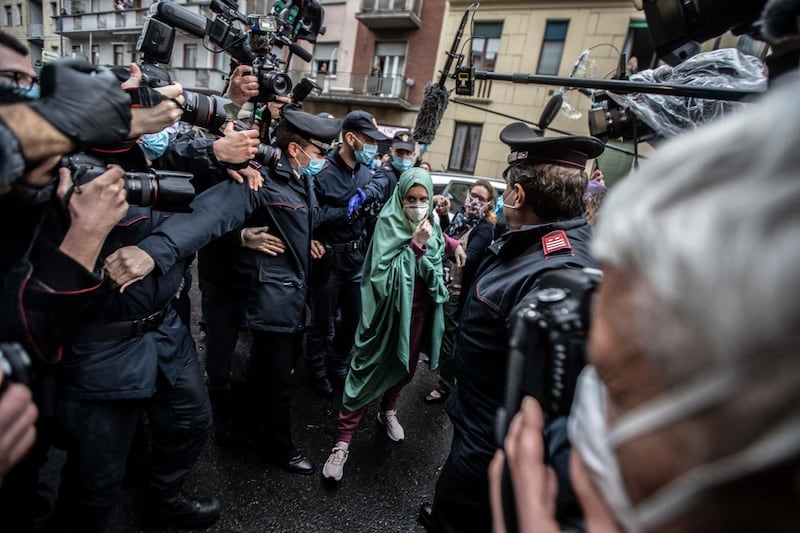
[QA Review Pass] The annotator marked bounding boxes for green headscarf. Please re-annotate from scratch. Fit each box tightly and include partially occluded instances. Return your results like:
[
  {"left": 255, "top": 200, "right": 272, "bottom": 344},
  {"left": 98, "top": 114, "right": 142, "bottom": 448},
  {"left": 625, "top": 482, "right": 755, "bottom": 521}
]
[{"left": 342, "top": 168, "right": 449, "bottom": 412}]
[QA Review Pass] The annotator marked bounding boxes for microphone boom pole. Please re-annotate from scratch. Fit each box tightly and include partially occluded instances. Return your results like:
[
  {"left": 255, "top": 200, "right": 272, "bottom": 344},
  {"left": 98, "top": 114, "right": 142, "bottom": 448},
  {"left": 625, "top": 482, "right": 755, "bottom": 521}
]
[
  {"left": 413, "top": 4, "right": 476, "bottom": 145},
  {"left": 473, "top": 70, "right": 760, "bottom": 101}
]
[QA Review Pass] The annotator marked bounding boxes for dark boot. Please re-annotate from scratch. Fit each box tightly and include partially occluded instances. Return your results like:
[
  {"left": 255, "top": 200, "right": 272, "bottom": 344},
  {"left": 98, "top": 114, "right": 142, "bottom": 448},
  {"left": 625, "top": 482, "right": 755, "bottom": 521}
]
[{"left": 149, "top": 490, "right": 220, "bottom": 529}]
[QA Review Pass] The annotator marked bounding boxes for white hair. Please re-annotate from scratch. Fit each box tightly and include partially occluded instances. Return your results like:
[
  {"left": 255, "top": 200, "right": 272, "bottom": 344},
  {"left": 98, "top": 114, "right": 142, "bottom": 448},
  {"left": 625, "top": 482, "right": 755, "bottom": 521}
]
[{"left": 593, "top": 72, "right": 800, "bottom": 437}]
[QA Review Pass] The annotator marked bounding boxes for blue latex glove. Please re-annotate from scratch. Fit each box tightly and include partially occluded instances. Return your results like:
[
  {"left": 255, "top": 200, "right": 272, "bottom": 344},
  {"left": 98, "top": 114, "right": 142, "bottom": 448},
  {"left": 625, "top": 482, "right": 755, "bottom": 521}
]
[{"left": 347, "top": 188, "right": 367, "bottom": 217}]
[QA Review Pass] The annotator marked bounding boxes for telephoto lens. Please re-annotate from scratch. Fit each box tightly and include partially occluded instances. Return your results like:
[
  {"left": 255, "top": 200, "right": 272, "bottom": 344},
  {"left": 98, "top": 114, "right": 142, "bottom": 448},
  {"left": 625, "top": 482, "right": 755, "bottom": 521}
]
[
  {"left": 181, "top": 91, "right": 230, "bottom": 132},
  {"left": 123, "top": 171, "right": 196, "bottom": 213}
]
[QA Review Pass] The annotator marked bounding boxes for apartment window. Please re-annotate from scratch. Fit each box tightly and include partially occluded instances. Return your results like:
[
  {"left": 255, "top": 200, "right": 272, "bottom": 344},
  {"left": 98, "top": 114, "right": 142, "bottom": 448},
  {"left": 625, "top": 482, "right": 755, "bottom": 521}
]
[
  {"left": 16, "top": 3, "right": 22, "bottom": 25},
  {"left": 448, "top": 122, "right": 482, "bottom": 174},
  {"left": 50, "top": 2, "right": 57, "bottom": 17},
  {"left": 183, "top": 44, "right": 197, "bottom": 68},
  {"left": 312, "top": 42, "right": 337, "bottom": 76},
  {"left": 372, "top": 41, "right": 406, "bottom": 97},
  {"left": 113, "top": 44, "right": 124, "bottom": 65},
  {"left": 471, "top": 22, "right": 502, "bottom": 72},
  {"left": 246, "top": 0, "right": 267, "bottom": 14},
  {"left": 623, "top": 20, "right": 657, "bottom": 73},
  {"left": 91, "top": 44, "right": 99, "bottom": 64},
  {"left": 537, "top": 20, "right": 569, "bottom": 75},
  {"left": 5, "top": 6, "right": 12, "bottom": 25}
]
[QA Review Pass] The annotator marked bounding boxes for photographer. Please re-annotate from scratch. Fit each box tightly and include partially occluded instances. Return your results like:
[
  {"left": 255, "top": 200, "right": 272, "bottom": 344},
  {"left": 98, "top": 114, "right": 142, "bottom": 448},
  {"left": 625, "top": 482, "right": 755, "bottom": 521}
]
[
  {"left": 422, "top": 125, "right": 604, "bottom": 532},
  {"left": 490, "top": 70, "right": 800, "bottom": 533}
]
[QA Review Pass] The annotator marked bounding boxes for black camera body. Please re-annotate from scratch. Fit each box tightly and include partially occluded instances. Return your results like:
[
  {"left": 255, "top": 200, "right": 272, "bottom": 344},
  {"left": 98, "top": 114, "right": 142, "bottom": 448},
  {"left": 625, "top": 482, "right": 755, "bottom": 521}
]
[
  {"left": 0, "top": 342, "right": 32, "bottom": 396},
  {"left": 61, "top": 153, "right": 196, "bottom": 213},
  {"left": 496, "top": 267, "right": 602, "bottom": 446}
]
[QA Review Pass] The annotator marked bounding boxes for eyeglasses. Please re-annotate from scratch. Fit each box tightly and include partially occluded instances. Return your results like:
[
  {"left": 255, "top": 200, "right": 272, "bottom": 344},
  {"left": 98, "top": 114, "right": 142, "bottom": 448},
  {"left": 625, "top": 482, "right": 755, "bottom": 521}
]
[{"left": 0, "top": 70, "right": 39, "bottom": 91}]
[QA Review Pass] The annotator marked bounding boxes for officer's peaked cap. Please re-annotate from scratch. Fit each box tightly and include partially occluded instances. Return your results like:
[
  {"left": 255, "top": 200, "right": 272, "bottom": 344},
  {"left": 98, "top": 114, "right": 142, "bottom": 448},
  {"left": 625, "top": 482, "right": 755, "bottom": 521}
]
[
  {"left": 500, "top": 122, "right": 604, "bottom": 170},
  {"left": 281, "top": 104, "right": 343, "bottom": 151}
]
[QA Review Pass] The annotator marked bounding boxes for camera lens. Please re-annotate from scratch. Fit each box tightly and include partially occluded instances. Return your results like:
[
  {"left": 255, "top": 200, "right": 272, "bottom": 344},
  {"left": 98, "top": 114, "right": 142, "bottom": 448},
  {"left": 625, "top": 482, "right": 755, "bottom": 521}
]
[
  {"left": 180, "top": 91, "right": 229, "bottom": 132},
  {"left": 253, "top": 143, "right": 281, "bottom": 168},
  {"left": 259, "top": 71, "right": 292, "bottom": 100},
  {"left": 123, "top": 174, "right": 157, "bottom": 207},
  {"left": 123, "top": 172, "right": 195, "bottom": 212}
]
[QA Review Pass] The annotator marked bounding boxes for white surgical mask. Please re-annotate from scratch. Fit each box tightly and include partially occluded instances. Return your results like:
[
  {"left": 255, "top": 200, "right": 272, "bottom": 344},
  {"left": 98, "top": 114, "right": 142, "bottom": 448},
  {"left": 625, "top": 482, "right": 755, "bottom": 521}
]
[
  {"left": 569, "top": 366, "right": 800, "bottom": 532},
  {"left": 403, "top": 203, "right": 428, "bottom": 223}
]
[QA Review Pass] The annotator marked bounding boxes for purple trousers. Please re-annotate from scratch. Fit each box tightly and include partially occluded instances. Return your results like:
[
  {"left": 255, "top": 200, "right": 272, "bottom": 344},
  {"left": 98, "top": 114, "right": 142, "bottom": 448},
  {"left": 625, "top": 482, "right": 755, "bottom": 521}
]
[{"left": 335, "top": 282, "right": 432, "bottom": 444}]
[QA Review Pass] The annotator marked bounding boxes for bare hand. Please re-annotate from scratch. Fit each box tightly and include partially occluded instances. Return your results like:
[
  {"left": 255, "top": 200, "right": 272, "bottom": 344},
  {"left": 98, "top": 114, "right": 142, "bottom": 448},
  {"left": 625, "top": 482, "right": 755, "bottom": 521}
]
[
  {"left": 58, "top": 165, "right": 128, "bottom": 238},
  {"left": 104, "top": 246, "right": 156, "bottom": 292},
  {"left": 227, "top": 166, "right": 264, "bottom": 191},
  {"left": 226, "top": 65, "right": 259, "bottom": 106},
  {"left": 413, "top": 219, "right": 433, "bottom": 248},
  {"left": 215, "top": 121, "right": 260, "bottom": 164},
  {"left": 267, "top": 95, "right": 292, "bottom": 121},
  {"left": 453, "top": 244, "right": 466, "bottom": 268},
  {"left": 129, "top": 72, "right": 184, "bottom": 138},
  {"left": 0, "top": 376, "right": 38, "bottom": 480},
  {"left": 590, "top": 168, "right": 605, "bottom": 184},
  {"left": 489, "top": 396, "right": 561, "bottom": 533},
  {"left": 433, "top": 195, "right": 450, "bottom": 215},
  {"left": 310, "top": 239, "right": 326, "bottom": 260},
  {"left": 241, "top": 226, "right": 286, "bottom": 256}
]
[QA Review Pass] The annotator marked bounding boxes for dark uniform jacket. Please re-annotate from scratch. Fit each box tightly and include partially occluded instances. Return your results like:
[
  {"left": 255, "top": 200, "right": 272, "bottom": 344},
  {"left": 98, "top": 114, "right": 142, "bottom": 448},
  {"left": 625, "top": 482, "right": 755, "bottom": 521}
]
[
  {"left": 446, "top": 217, "right": 598, "bottom": 478},
  {"left": 312, "top": 149, "right": 370, "bottom": 274},
  {"left": 138, "top": 153, "right": 319, "bottom": 335},
  {"left": 59, "top": 206, "right": 193, "bottom": 400}
]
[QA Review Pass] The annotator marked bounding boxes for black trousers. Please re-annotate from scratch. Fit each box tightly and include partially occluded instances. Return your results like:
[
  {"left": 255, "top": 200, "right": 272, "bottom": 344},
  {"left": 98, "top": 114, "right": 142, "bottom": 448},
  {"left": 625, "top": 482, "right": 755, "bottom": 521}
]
[
  {"left": 200, "top": 274, "right": 243, "bottom": 392},
  {"left": 306, "top": 264, "right": 361, "bottom": 381},
  {"left": 50, "top": 351, "right": 212, "bottom": 533},
  {"left": 430, "top": 433, "right": 493, "bottom": 533},
  {"left": 249, "top": 330, "right": 301, "bottom": 459}
]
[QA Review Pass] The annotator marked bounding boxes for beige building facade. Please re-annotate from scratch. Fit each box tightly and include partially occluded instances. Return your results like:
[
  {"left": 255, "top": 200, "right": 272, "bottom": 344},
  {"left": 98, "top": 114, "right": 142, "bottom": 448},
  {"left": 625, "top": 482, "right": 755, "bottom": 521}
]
[{"left": 424, "top": 0, "right": 645, "bottom": 179}]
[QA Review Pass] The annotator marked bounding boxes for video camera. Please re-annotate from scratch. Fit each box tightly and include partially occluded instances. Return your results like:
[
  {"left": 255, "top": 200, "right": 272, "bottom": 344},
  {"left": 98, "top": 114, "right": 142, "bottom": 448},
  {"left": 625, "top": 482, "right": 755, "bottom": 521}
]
[
  {"left": 136, "top": 0, "right": 324, "bottom": 109},
  {"left": 496, "top": 267, "right": 602, "bottom": 444},
  {"left": 61, "top": 153, "right": 196, "bottom": 213}
]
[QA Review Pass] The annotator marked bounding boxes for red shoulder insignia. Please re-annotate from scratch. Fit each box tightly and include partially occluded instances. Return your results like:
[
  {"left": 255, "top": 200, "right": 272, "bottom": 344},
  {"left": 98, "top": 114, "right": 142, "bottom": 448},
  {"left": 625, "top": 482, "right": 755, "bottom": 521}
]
[{"left": 541, "top": 230, "right": 573, "bottom": 258}]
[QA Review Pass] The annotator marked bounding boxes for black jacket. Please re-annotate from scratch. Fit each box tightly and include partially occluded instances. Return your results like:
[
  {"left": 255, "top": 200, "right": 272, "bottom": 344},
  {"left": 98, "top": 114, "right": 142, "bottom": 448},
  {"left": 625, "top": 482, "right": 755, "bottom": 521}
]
[
  {"left": 312, "top": 149, "right": 370, "bottom": 273},
  {"left": 0, "top": 194, "right": 104, "bottom": 362},
  {"left": 446, "top": 217, "right": 598, "bottom": 478},
  {"left": 363, "top": 162, "right": 401, "bottom": 204},
  {"left": 138, "top": 153, "right": 319, "bottom": 333},
  {"left": 59, "top": 206, "right": 193, "bottom": 400}
]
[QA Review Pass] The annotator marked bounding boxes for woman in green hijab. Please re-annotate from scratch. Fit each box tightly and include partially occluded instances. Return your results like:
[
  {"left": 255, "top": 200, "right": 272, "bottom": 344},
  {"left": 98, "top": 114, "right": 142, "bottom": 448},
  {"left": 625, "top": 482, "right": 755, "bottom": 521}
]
[{"left": 322, "top": 167, "right": 465, "bottom": 483}]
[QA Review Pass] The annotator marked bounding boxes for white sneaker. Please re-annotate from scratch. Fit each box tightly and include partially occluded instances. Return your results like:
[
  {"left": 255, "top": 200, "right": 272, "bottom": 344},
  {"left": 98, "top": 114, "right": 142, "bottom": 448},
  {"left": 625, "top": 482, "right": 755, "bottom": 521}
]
[
  {"left": 377, "top": 409, "right": 405, "bottom": 442},
  {"left": 322, "top": 441, "right": 349, "bottom": 483}
]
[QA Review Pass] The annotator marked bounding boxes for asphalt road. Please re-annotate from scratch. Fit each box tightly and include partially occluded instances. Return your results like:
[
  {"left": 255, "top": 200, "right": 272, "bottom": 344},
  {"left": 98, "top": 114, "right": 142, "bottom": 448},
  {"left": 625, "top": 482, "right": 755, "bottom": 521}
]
[{"left": 104, "top": 276, "right": 455, "bottom": 533}]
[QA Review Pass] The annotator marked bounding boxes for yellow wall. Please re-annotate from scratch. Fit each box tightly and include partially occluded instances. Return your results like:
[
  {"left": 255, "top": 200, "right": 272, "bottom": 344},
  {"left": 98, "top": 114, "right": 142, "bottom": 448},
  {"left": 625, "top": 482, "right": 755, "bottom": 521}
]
[{"left": 425, "top": 1, "right": 643, "bottom": 178}]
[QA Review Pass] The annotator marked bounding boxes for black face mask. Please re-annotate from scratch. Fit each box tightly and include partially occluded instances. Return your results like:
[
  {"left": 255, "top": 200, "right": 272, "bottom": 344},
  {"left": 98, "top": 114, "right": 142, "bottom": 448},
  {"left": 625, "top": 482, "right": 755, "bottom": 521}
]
[{"left": 0, "top": 82, "right": 38, "bottom": 104}]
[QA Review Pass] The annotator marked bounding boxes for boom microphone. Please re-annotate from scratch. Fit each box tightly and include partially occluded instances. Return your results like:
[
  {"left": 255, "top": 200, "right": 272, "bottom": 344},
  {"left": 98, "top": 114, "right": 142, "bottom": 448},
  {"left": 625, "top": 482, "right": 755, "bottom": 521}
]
[{"left": 413, "top": 6, "right": 473, "bottom": 145}]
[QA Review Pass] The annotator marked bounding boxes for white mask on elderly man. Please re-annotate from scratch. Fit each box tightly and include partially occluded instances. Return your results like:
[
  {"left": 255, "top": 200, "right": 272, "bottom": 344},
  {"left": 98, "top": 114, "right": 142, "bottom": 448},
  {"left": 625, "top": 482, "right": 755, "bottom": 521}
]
[
  {"left": 403, "top": 203, "right": 428, "bottom": 223},
  {"left": 568, "top": 366, "right": 800, "bottom": 533}
]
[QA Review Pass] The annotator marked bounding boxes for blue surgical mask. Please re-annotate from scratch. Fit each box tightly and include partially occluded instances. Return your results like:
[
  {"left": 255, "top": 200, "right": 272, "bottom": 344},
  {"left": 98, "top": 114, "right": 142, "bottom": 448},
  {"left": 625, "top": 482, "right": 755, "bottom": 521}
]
[
  {"left": 391, "top": 156, "right": 413, "bottom": 172},
  {"left": 139, "top": 130, "right": 170, "bottom": 161},
  {"left": 299, "top": 146, "right": 325, "bottom": 177},
  {"left": 354, "top": 137, "right": 378, "bottom": 165}
]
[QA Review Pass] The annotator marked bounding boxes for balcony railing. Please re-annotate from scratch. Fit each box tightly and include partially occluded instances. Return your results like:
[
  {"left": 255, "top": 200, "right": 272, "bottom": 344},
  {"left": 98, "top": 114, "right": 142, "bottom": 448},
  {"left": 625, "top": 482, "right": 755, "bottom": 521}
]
[
  {"left": 58, "top": 7, "right": 148, "bottom": 33},
  {"left": 356, "top": 0, "right": 422, "bottom": 29},
  {"left": 302, "top": 71, "right": 411, "bottom": 101}
]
